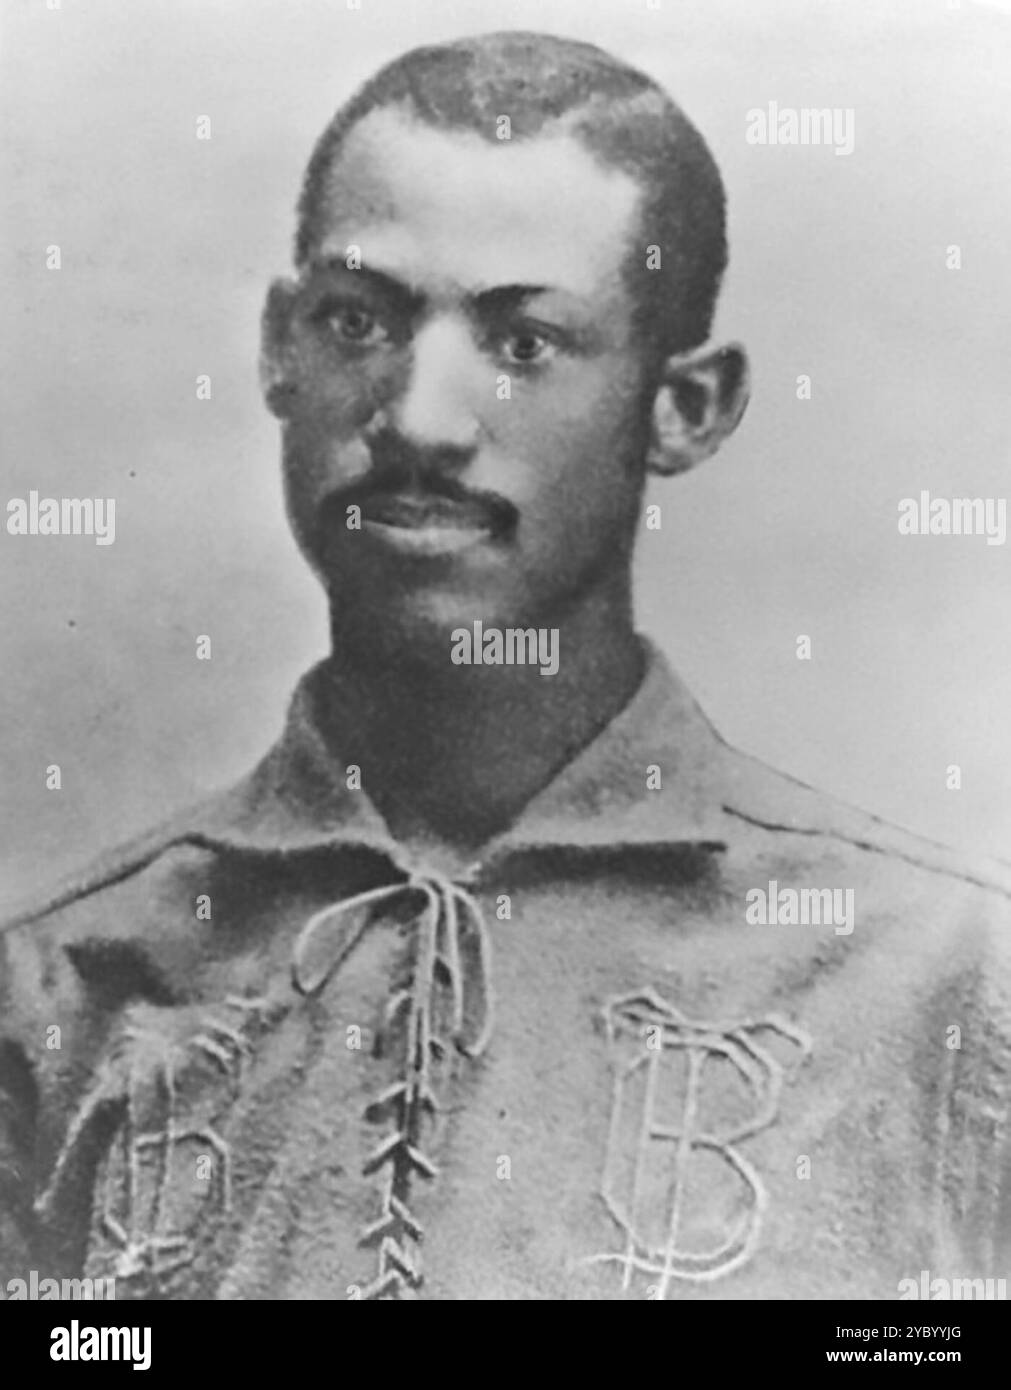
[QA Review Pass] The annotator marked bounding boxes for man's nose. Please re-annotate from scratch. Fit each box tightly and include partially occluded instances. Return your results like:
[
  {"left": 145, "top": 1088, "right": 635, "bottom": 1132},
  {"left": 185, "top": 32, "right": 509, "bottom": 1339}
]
[{"left": 382, "top": 317, "right": 482, "bottom": 453}]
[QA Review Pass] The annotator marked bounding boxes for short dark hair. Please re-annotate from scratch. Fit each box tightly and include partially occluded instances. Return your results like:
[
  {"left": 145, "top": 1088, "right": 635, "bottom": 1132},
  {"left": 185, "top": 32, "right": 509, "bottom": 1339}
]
[{"left": 295, "top": 31, "right": 727, "bottom": 355}]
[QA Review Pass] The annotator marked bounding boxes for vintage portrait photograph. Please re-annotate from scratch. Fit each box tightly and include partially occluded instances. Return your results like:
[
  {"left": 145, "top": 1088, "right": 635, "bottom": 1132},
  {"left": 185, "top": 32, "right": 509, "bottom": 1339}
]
[{"left": 1, "top": 0, "right": 1009, "bottom": 1349}]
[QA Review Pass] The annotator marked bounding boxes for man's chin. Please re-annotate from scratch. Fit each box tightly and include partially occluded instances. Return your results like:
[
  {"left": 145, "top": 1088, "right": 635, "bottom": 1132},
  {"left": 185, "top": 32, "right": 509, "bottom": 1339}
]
[{"left": 326, "top": 579, "right": 527, "bottom": 664}]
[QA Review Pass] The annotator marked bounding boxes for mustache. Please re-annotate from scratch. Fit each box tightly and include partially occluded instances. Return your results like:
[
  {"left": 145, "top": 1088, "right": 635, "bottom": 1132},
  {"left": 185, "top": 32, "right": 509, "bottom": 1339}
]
[{"left": 318, "top": 460, "right": 517, "bottom": 532}]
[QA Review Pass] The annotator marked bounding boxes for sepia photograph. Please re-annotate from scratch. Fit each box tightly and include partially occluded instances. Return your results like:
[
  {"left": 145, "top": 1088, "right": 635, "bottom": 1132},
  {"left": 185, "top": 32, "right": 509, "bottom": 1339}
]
[{"left": 1, "top": 0, "right": 1009, "bottom": 1347}]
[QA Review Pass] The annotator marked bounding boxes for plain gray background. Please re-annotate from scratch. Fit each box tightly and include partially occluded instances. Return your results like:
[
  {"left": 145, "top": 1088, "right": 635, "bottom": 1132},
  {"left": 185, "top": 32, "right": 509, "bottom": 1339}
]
[{"left": 2, "top": 0, "right": 1009, "bottom": 909}]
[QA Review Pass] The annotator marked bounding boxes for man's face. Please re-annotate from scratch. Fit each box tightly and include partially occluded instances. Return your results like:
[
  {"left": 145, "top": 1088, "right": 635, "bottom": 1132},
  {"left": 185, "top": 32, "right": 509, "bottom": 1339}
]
[{"left": 268, "top": 107, "right": 656, "bottom": 639}]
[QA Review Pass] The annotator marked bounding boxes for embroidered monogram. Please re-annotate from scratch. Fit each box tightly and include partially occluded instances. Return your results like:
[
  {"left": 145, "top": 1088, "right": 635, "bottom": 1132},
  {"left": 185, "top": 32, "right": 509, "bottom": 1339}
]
[
  {"left": 583, "top": 988, "right": 812, "bottom": 1298},
  {"left": 49, "top": 995, "right": 283, "bottom": 1297},
  {"left": 291, "top": 870, "right": 493, "bottom": 1300}
]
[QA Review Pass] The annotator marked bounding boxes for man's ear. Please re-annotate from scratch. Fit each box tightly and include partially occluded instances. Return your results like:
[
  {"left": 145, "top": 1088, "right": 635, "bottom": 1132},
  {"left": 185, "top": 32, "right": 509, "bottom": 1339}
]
[
  {"left": 260, "top": 278, "right": 300, "bottom": 419},
  {"left": 646, "top": 341, "right": 750, "bottom": 477}
]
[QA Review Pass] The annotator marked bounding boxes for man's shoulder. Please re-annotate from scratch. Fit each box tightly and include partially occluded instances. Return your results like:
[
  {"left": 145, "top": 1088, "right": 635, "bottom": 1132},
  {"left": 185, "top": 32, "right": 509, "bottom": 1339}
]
[
  {"left": 0, "top": 794, "right": 228, "bottom": 952},
  {"left": 713, "top": 733, "right": 1011, "bottom": 903}
]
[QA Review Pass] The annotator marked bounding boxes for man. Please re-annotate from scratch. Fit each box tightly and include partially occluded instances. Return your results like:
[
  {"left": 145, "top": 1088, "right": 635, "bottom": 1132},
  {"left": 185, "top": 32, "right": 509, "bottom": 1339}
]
[{"left": 2, "top": 31, "right": 1009, "bottom": 1302}]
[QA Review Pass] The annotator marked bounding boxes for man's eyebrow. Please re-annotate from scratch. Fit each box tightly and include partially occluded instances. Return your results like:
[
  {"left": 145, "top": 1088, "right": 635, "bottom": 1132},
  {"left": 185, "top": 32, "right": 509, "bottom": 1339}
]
[
  {"left": 470, "top": 284, "right": 551, "bottom": 313},
  {"left": 304, "top": 259, "right": 420, "bottom": 302},
  {"left": 303, "top": 264, "right": 568, "bottom": 315}
]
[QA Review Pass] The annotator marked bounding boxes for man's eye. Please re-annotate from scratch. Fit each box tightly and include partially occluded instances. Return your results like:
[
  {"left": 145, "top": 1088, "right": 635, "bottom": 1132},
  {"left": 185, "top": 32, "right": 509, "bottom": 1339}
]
[
  {"left": 500, "top": 329, "right": 555, "bottom": 365},
  {"left": 320, "top": 304, "right": 388, "bottom": 345}
]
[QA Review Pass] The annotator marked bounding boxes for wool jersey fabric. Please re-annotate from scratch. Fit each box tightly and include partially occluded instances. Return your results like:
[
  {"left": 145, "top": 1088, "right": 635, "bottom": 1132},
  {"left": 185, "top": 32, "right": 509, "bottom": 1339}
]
[{"left": 2, "top": 640, "right": 1009, "bottom": 1300}]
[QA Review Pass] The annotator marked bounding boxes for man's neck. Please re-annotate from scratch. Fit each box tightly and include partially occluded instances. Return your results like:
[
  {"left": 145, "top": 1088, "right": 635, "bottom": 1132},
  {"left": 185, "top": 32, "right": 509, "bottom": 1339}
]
[{"left": 320, "top": 590, "right": 645, "bottom": 851}]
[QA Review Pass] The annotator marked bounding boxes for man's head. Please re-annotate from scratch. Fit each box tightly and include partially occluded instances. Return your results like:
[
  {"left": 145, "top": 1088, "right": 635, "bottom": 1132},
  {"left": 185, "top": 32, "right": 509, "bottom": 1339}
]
[{"left": 262, "top": 32, "right": 749, "bottom": 652}]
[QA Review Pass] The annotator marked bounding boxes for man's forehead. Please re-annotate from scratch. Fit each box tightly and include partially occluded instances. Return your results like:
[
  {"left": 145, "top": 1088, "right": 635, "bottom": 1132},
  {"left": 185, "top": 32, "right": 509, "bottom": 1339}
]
[{"left": 308, "top": 107, "right": 644, "bottom": 299}]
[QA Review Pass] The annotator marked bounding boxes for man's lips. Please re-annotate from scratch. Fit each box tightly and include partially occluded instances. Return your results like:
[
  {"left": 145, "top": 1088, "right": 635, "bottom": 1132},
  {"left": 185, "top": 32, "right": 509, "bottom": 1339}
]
[
  {"left": 362, "top": 493, "right": 505, "bottom": 533},
  {"left": 351, "top": 490, "right": 516, "bottom": 557}
]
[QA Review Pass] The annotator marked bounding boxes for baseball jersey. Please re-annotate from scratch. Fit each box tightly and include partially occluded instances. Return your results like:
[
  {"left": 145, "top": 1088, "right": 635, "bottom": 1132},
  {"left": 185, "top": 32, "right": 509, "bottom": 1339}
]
[{"left": 2, "top": 639, "right": 1009, "bottom": 1300}]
